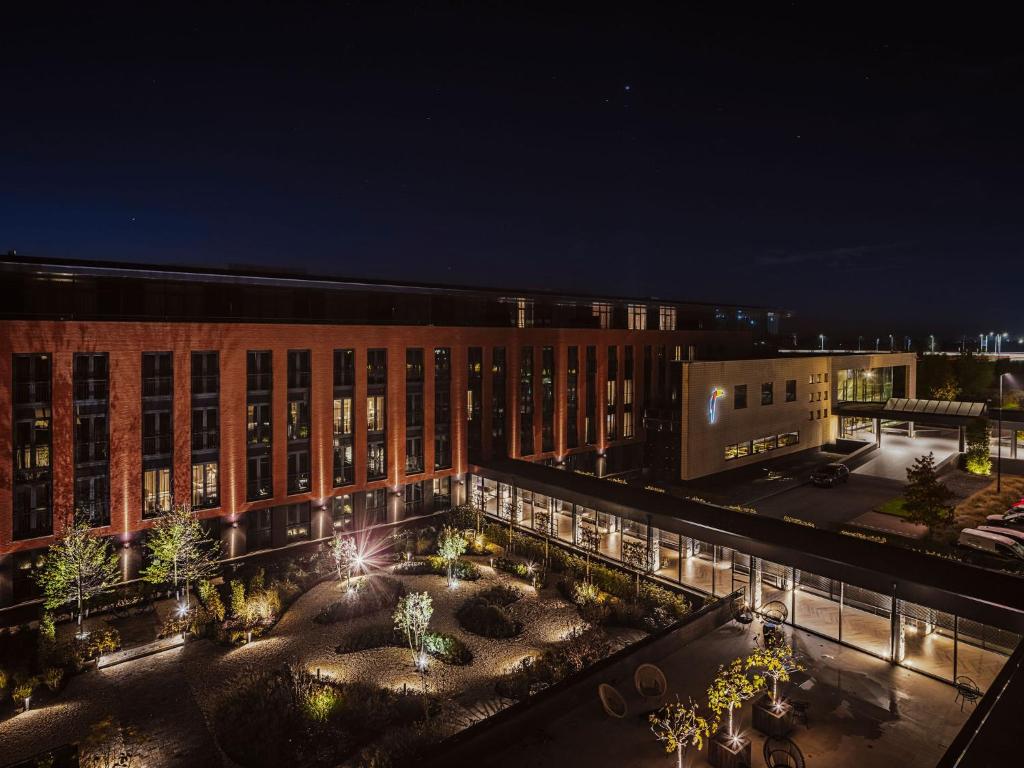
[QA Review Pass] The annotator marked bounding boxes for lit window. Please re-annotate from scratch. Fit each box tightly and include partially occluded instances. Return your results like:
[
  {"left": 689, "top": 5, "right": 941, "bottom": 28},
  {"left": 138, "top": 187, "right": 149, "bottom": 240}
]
[
  {"left": 143, "top": 468, "right": 171, "bottom": 517},
  {"left": 592, "top": 302, "right": 613, "bottom": 329},
  {"left": 367, "top": 396, "right": 385, "bottom": 431},
  {"left": 623, "top": 411, "right": 634, "bottom": 439},
  {"left": 516, "top": 298, "right": 534, "bottom": 328},
  {"left": 658, "top": 305, "right": 677, "bottom": 331},
  {"left": 333, "top": 397, "right": 353, "bottom": 435},
  {"left": 627, "top": 304, "right": 647, "bottom": 330}
]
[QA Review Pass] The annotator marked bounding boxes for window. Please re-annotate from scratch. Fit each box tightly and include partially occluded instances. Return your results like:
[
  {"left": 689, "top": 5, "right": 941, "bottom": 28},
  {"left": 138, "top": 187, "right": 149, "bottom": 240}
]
[
  {"left": 367, "top": 395, "right": 385, "bottom": 431},
  {"left": 406, "top": 435, "right": 424, "bottom": 474},
  {"left": 519, "top": 347, "right": 534, "bottom": 455},
  {"left": 824, "top": 408, "right": 828, "bottom": 418},
  {"left": 285, "top": 503, "right": 310, "bottom": 543},
  {"left": 404, "top": 481, "right": 425, "bottom": 514},
  {"left": 192, "top": 406, "right": 218, "bottom": 451},
  {"left": 541, "top": 346, "right": 555, "bottom": 452},
  {"left": 809, "top": 411, "right": 814, "bottom": 421},
  {"left": 761, "top": 382, "right": 774, "bottom": 406},
  {"left": 72, "top": 414, "right": 107, "bottom": 464},
  {"left": 753, "top": 435, "right": 778, "bottom": 454},
  {"left": 734, "top": 385, "right": 747, "bottom": 410},
  {"left": 191, "top": 351, "right": 218, "bottom": 396},
  {"left": 778, "top": 431, "right": 799, "bottom": 447},
  {"left": 515, "top": 298, "right": 534, "bottom": 328},
  {"left": 492, "top": 347, "right": 507, "bottom": 456},
  {"left": 433, "top": 477, "right": 452, "bottom": 511},
  {"left": 658, "top": 305, "right": 676, "bottom": 331},
  {"left": 287, "top": 350, "right": 311, "bottom": 389},
  {"left": 367, "top": 348, "right": 387, "bottom": 387},
  {"left": 143, "top": 468, "right": 171, "bottom": 517},
  {"left": 627, "top": 303, "right": 647, "bottom": 330},
  {"left": 406, "top": 348, "right": 424, "bottom": 382},
  {"left": 434, "top": 347, "right": 452, "bottom": 469},
  {"left": 287, "top": 449, "right": 310, "bottom": 494},
  {"left": 623, "top": 411, "right": 634, "bottom": 439},
  {"left": 142, "top": 352, "right": 172, "bottom": 398},
  {"left": 75, "top": 475, "right": 108, "bottom": 527},
  {"left": 406, "top": 391, "right": 423, "bottom": 427},
  {"left": 566, "top": 346, "right": 579, "bottom": 449},
  {"left": 592, "top": 302, "right": 613, "bottom": 329},
  {"left": 724, "top": 441, "right": 752, "bottom": 460},
  {"left": 247, "top": 455, "right": 272, "bottom": 500},
  {"left": 334, "top": 398, "right": 353, "bottom": 436},
  {"left": 192, "top": 462, "right": 219, "bottom": 509},
  {"left": 248, "top": 508, "right": 273, "bottom": 551},
  {"left": 367, "top": 442, "right": 386, "bottom": 480},
  {"left": 365, "top": 488, "right": 388, "bottom": 526},
  {"left": 142, "top": 410, "right": 172, "bottom": 457},
  {"left": 334, "top": 349, "right": 355, "bottom": 387},
  {"left": 785, "top": 380, "right": 797, "bottom": 402},
  {"left": 74, "top": 352, "right": 108, "bottom": 401},
  {"left": 247, "top": 351, "right": 272, "bottom": 391},
  {"left": 247, "top": 403, "right": 272, "bottom": 444},
  {"left": 333, "top": 441, "right": 354, "bottom": 486}
]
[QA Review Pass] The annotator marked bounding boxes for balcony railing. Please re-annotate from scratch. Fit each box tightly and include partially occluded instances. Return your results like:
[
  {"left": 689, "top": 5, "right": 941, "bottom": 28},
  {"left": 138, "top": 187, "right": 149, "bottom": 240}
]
[
  {"left": 143, "top": 435, "right": 172, "bottom": 457},
  {"left": 74, "top": 380, "right": 108, "bottom": 401},
  {"left": 406, "top": 456, "right": 424, "bottom": 474},
  {"left": 75, "top": 501, "right": 111, "bottom": 527},
  {"left": 192, "top": 430, "right": 219, "bottom": 452},
  {"left": 288, "top": 372, "right": 312, "bottom": 389},
  {"left": 191, "top": 374, "right": 219, "bottom": 395},
  {"left": 248, "top": 480, "right": 273, "bottom": 500},
  {"left": 287, "top": 423, "right": 311, "bottom": 441},
  {"left": 75, "top": 441, "right": 109, "bottom": 464},
  {"left": 13, "top": 381, "right": 52, "bottom": 404},
  {"left": 247, "top": 373, "right": 272, "bottom": 392}
]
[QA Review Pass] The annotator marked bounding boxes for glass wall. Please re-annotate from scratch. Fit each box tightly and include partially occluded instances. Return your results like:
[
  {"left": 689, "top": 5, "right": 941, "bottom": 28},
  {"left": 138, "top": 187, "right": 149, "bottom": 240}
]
[{"left": 468, "top": 472, "right": 1021, "bottom": 691}]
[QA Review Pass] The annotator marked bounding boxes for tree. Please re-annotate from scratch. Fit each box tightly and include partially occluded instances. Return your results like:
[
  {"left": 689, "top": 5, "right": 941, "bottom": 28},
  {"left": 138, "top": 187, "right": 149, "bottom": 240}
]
[
  {"left": 621, "top": 539, "right": 651, "bottom": 602},
  {"left": 578, "top": 524, "right": 600, "bottom": 582},
  {"left": 707, "top": 658, "right": 763, "bottom": 741},
  {"left": 141, "top": 503, "right": 220, "bottom": 608},
  {"left": 903, "top": 452, "right": 956, "bottom": 526},
  {"left": 328, "top": 534, "right": 359, "bottom": 587},
  {"left": 745, "top": 642, "right": 802, "bottom": 708},
  {"left": 534, "top": 509, "right": 551, "bottom": 566},
  {"left": 394, "top": 592, "right": 433, "bottom": 670},
  {"left": 649, "top": 697, "right": 710, "bottom": 768},
  {"left": 954, "top": 354, "right": 996, "bottom": 400},
  {"left": 436, "top": 526, "right": 467, "bottom": 588},
  {"left": 504, "top": 496, "right": 523, "bottom": 555},
  {"left": 931, "top": 378, "right": 961, "bottom": 401},
  {"left": 965, "top": 420, "right": 992, "bottom": 476},
  {"left": 36, "top": 515, "right": 119, "bottom": 632}
]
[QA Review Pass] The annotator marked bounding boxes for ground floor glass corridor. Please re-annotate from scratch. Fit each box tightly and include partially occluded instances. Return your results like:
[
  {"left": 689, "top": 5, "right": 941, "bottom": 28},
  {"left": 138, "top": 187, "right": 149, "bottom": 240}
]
[{"left": 470, "top": 474, "right": 1020, "bottom": 692}]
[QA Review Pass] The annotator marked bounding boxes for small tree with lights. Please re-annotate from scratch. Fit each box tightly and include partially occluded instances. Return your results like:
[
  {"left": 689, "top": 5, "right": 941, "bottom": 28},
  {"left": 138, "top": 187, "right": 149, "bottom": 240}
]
[
  {"left": 36, "top": 513, "right": 120, "bottom": 633},
  {"left": 707, "top": 658, "right": 763, "bottom": 742},
  {"left": 577, "top": 524, "right": 600, "bottom": 582},
  {"left": 141, "top": 503, "right": 220, "bottom": 608},
  {"left": 394, "top": 591, "right": 434, "bottom": 715},
  {"left": 328, "top": 534, "right": 359, "bottom": 588},
  {"left": 436, "top": 526, "right": 468, "bottom": 588},
  {"left": 534, "top": 508, "right": 552, "bottom": 566},
  {"left": 745, "top": 642, "right": 801, "bottom": 709},
  {"left": 621, "top": 539, "right": 652, "bottom": 602},
  {"left": 903, "top": 452, "right": 956, "bottom": 528},
  {"left": 504, "top": 495, "right": 523, "bottom": 555},
  {"left": 649, "top": 697, "right": 711, "bottom": 768}
]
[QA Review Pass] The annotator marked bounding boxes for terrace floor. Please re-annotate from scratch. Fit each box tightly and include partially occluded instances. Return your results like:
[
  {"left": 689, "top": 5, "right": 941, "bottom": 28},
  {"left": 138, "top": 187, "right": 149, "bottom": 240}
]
[{"left": 489, "top": 622, "right": 974, "bottom": 768}]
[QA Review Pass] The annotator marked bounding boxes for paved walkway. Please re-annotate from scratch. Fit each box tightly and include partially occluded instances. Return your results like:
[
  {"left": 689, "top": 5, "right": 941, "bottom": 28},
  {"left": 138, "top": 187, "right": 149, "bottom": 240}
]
[
  {"left": 853, "top": 429, "right": 960, "bottom": 481},
  {"left": 488, "top": 622, "right": 972, "bottom": 768}
]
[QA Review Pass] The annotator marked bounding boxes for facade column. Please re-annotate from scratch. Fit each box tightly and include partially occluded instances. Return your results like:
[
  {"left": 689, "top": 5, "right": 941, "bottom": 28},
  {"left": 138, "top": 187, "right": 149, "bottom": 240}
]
[
  {"left": 907, "top": 420, "right": 915, "bottom": 438},
  {"left": 889, "top": 583, "right": 901, "bottom": 663},
  {"left": 647, "top": 516, "right": 660, "bottom": 571},
  {"left": 874, "top": 418, "right": 882, "bottom": 446},
  {"left": 750, "top": 556, "right": 762, "bottom": 610},
  {"left": 959, "top": 425, "right": 966, "bottom": 453}
]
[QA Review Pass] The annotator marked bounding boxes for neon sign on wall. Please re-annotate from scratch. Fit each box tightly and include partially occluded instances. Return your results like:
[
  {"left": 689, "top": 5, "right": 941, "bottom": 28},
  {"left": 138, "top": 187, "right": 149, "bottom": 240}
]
[{"left": 708, "top": 386, "right": 726, "bottom": 424}]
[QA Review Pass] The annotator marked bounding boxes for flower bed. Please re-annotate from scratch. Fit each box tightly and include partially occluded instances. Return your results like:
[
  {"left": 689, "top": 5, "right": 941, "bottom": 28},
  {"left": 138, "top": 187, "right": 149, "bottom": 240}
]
[{"left": 335, "top": 625, "right": 473, "bottom": 666}]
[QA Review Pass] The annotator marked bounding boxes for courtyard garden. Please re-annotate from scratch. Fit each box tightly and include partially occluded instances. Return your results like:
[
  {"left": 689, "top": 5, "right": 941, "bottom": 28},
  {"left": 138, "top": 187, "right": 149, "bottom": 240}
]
[{"left": 0, "top": 504, "right": 698, "bottom": 767}]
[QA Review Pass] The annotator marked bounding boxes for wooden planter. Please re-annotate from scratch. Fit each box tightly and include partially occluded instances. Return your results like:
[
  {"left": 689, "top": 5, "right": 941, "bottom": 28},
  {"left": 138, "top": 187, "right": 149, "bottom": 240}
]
[
  {"left": 752, "top": 692, "right": 794, "bottom": 737},
  {"left": 708, "top": 730, "right": 751, "bottom": 768}
]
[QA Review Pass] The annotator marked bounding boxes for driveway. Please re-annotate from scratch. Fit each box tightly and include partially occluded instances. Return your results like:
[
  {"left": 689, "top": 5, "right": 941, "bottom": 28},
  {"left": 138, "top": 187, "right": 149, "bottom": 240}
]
[
  {"left": 756, "top": 473, "right": 904, "bottom": 527},
  {"left": 854, "top": 428, "right": 960, "bottom": 481}
]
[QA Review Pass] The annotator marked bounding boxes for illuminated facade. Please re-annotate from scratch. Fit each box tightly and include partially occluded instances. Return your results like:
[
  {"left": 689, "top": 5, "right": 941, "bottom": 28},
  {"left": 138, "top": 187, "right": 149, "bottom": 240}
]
[{"left": 0, "top": 256, "right": 780, "bottom": 606}]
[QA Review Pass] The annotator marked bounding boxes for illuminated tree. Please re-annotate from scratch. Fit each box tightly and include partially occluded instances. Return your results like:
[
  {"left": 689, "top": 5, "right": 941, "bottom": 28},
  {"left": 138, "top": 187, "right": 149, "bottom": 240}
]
[
  {"left": 965, "top": 420, "right": 992, "bottom": 476},
  {"left": 141, "top": 503, "right": 220, "bottom": 608},
  {"left": 436, "top": 526, "right": 467, "bottom": 587},
  {"left": 903, "top": 452, "right": 955, "bottom": 527},
  {"left": 504, "top": 496, "right": 523, "bottom": 555},
  {"left": 707, "top": 658, "right": 763, "bottom": 740},
  {"left": 745, "top": 642, "right": 802, "bottom": 707},
  {"left": 328, "top": 534, "right": 359, "bottom": 587},
  {"left": 621, "top": 539, "right": 651, "bottom": 602},
  {"left": 649, "top": 697, "right": 710, "bottom": 768},
  {"left": 578, "top": 524, "right": 600, "bottom": 582},
  {"left": 394, "top": 592, "right": 433, "bottom": 669},
  {"left": 36, "top": 515, "right": 119, "bottom": 632}
]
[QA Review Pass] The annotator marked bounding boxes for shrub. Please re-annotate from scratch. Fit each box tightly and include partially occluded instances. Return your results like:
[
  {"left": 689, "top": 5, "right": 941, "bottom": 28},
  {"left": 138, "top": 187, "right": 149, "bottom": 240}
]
[
  {"left": 496, "top": 627, "right": 611, "bottom": 701},
  {"left": 394, "top": 556, "right": 481, "bottom": 581},
  {"left": 422, "top": 632, "right": 473, "bottom": 666},
  {"left": 198, "top": 580, "right": 226, "bottom": 622},
  {"left": 0, "top": 667, "right": 8, "bottom": 690},
  {"left": 316, "top": 577, "right": 406, "bottom": 625},
  {"left": 336, "top": 625, "right": 472, "bottom": 666},
  {"left": 457, "top": 597, "right": 523, "bottom": 638},
  {"left": 43, "top": 666, "right": 64, "bottom": 692},
  {"left": 572, "top": 581, "right": 600, "bottom": 607},
  {"left": 11, "top": 677, "right": 36, "bottom": 702}
]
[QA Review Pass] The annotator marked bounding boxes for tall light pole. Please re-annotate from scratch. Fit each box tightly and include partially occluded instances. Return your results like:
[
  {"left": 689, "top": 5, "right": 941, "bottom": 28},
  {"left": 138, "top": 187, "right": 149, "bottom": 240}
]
[
  {"left": 857, "top": 335, "right": 863, "bottom": 351},
  {"left": 819, "top": 333, "right": 825, "bottom": 351},
  {"left": 998, "top": 373, "right": 1008, "bottom": 493}
]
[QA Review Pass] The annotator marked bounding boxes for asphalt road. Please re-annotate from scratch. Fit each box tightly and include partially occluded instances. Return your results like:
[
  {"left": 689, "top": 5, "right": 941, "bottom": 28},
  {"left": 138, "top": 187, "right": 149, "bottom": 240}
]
[{"left": 755, "top": 473, "right": 904, "bottom": 527}]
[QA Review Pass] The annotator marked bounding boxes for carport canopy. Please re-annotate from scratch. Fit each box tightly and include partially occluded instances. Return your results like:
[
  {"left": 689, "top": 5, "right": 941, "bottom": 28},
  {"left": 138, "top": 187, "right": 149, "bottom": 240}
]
[{"left": 835, "top": 397, "right": 987, "bottom": 428}]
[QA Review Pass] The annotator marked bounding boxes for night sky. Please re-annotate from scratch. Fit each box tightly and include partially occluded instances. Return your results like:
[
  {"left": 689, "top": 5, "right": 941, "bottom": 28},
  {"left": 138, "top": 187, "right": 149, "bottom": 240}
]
[{"left": 3, "top": 4, "right": 1022, "bottom": 340}]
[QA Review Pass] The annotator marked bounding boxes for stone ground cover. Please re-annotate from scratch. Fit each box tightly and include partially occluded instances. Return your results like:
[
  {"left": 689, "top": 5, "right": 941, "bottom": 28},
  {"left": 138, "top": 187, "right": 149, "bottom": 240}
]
[{"left": 0, "top": 553, "right": 647, "bottom": 767}]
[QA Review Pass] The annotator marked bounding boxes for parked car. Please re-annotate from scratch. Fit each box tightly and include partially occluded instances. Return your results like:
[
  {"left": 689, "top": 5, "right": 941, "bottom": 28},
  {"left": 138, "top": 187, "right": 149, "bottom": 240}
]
[
  {"left": 956, "top": 528, "right": 1024, "bottom": 569},
  {"left": 977, "top": 525, "right": 1024, "bottom": 547},
  {"left": 810, "top": 463, "right": 850, "bottom": 488},
  {"left": 984, "top": 509, "right": 1024, "bottom": 528}
]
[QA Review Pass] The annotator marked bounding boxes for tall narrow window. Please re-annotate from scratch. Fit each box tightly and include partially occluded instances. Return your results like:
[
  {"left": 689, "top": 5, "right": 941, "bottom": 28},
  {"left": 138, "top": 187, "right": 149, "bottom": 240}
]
[
  {"left": 622, "top": 346, "right": 634, "bottom": 439},
  {"left": 492, "top": 348, "right": 507, "bottom": 457},
  {"left": 405, "top": 349, "right": 424, "bottom": 474},
  {"left": 142, "top": 352, "right": 173, "bottom": 518},
  {"left": 541, "top": 346, "right": 555, "bottom": 452},
  {"left": 287, "top": 350, "right": 311, "bottom": 495},
  {"left": 74, "top": 352, "right": 110, "bottom": 526},
  {"left": 658, "top": 305, "right": 677, "bottom": 331},
  {"left": 467, "top": 347, "right": 483, "bottom": 462},
  {"left": 191, "top": 351, "right": 219, "bottom": 509},
  {"left": 606, "top": 346, "right": 618, "bottom": 440},
  {"left": 13, "top": 354, "right": 53, "bottom": 539},
  {"left": 246, "top": 351, "right": 273, "bottom": 500},
  {"left": 627, "top": 304, "right": 647, "bottom": 330},
  {"left": 333, "top": 349, "right": 355, "bottom": 486},
  {"left": 566, "top": 346, "right": 579, "bottom": 449},
  {"left": 367, "top": 349, "right": 387, "bottom": 480},
  {"left": 434, "top": 347, "right": 452, "bottom": 469},
  {"left": 585, "top": 346, "right": 597, "bottom": 445},
  {"left": 519, "top": 347, "right": 534, "bottom": 455}
]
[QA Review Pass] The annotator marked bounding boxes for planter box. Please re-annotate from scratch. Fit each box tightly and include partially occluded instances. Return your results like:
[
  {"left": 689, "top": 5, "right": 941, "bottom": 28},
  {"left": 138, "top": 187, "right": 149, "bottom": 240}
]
[
  {"left": 708, "top": 730, "right": 751, "bottom": 768},
  {"left": 753, "top": 692, "right": 794, "bottom": 737}
]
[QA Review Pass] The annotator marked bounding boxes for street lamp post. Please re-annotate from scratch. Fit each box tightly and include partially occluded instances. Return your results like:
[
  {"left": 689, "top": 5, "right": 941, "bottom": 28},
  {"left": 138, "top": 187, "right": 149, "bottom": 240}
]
[{"left": 998, "top": 373, "right": 1007, "bottom": 493}]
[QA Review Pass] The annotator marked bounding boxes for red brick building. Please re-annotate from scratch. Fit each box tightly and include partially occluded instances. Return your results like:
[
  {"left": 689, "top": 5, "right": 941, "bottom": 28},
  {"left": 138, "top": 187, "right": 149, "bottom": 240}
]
[{"left": 0, "top": 256, "right": 777, "bottom": 606}]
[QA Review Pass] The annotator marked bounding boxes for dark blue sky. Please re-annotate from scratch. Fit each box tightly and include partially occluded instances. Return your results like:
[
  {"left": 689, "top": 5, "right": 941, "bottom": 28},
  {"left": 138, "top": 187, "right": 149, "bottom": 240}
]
[{"left": 3, "top": 4, "right": 1022, "bottom": 340}]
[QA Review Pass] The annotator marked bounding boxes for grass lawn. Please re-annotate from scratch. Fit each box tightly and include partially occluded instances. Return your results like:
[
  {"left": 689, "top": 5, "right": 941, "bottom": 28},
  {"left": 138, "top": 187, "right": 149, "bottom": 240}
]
[
  {"left": 877, "top": 496, "right": 911, "bottom": 518},
  {"left": 954, "top": 475, "right": 1024, "bottom": 530}
]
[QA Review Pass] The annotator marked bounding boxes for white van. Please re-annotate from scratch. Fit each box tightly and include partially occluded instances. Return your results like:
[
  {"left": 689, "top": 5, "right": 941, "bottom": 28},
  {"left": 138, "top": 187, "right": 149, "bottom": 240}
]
[{"left": 957, "top": 528, "right": 1024, "bottom": 568}]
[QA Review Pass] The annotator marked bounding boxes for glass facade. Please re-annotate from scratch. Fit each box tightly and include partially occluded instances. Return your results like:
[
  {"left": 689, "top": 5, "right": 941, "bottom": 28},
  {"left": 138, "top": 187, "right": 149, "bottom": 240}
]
[{"left": 836, "top": 365, "right": 908, "bottom": 402}]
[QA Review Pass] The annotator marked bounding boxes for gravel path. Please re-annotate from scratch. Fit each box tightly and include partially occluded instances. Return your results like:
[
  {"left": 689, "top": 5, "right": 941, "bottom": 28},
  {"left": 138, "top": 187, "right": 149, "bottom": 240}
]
[{"left": 0, "top": 558, "right": 641, "bottom": 765}]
